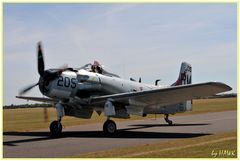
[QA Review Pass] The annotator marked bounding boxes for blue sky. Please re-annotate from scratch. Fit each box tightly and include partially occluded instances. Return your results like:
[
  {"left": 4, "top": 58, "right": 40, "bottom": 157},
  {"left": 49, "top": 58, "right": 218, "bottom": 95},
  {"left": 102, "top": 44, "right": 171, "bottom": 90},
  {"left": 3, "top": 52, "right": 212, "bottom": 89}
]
[{"left": 3, "top": 3, "right": 237, "bottom": 105}]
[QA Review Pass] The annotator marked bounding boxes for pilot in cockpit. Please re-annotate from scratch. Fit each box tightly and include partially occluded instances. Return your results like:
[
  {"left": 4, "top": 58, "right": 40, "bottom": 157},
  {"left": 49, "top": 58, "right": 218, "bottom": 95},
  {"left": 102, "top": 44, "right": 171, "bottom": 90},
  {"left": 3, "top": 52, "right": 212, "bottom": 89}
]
[{"left": 91, "top": 61, "right": 102, "bottom": 74}]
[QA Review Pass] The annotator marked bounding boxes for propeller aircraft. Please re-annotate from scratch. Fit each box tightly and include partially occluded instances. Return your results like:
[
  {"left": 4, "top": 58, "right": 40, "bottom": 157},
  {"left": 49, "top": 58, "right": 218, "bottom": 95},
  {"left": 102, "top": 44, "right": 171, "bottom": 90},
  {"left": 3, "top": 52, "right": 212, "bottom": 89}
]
[{"left": 17, "top": 42, "right": 232, "bottom": 137}]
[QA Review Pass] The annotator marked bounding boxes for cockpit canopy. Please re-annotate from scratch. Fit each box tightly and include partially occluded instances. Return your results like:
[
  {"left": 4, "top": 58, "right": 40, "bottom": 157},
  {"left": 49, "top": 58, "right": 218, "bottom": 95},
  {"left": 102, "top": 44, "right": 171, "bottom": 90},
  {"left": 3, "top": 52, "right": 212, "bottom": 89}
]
[{"left": 77, "top": 61, "right": 120, "bottom": 78}]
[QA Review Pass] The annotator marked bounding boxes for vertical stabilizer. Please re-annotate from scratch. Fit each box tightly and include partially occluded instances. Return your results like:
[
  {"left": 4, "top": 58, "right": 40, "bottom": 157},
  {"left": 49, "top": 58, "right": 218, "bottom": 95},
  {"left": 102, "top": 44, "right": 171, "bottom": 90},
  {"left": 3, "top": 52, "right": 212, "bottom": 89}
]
[{"left": 172, "top": 62, "right": 192, "bottom": 86}]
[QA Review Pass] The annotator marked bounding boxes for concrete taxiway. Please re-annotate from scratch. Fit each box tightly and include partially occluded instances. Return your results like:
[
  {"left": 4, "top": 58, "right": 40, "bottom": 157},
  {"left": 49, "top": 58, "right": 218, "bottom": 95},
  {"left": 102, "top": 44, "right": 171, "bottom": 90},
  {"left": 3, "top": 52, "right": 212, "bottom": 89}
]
[{"left": 3, "top": 110, "right": 237, "bottom": 158}]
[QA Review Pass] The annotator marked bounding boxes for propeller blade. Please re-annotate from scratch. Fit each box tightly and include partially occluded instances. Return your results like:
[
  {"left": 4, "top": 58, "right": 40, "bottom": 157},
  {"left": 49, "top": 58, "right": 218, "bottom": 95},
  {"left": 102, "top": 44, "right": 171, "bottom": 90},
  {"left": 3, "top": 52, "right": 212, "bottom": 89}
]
[
  {"left": 37, "top": 42, "right": 45, "bottom": 76},
  {"left": 19, "top": 82, "right": 39, "bottom": 95}
]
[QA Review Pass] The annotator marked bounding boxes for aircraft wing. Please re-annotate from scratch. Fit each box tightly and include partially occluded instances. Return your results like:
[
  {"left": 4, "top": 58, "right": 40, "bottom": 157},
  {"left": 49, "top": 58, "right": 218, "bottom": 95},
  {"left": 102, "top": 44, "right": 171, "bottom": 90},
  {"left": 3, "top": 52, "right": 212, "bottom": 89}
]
[
  {"left": 89, "top": 82, "right": 232, "bottom": 106},
  {"left": 16, "top": 82, "right": 231, "bottom": 108},
  {"left": 16, "top": 96, "right": 58, "bottom": 103}
]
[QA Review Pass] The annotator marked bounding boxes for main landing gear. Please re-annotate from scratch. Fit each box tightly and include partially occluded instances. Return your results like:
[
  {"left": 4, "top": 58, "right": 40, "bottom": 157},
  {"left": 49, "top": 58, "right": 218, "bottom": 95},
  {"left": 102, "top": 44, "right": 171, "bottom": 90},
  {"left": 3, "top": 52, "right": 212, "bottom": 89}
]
[
  {"left": 50, "top": 103, "right": 64, "bottom": 137},
  {"left": 50, "top": 119, "right": 62, "bottom": 137},
  {"left": 103, "top": 119, "right": 117, "bottom": 135},
  {"left": 164, "top": 114, "right": 173, "bottom": 126}
]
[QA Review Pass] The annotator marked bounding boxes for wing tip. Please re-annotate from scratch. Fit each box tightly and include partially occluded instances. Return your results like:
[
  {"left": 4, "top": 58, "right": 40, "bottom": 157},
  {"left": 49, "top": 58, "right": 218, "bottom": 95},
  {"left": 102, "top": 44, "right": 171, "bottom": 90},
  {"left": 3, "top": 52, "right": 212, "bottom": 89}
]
[{"left": 209, "top": 82, "right": 232, "bottom": 92}]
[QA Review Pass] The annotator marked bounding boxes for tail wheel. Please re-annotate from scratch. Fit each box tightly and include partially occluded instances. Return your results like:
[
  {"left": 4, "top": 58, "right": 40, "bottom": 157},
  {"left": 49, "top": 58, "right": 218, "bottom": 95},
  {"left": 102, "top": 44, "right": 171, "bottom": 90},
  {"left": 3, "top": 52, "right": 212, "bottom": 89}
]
[
  {"left": 164, "top": 114, "right": 173, "bottom": 126},
  {"left": 50, "top": 120, "right": 62, "bottom": 137},
  {"left": 103, "top": 120, "right": 117, "bottom": 135}
]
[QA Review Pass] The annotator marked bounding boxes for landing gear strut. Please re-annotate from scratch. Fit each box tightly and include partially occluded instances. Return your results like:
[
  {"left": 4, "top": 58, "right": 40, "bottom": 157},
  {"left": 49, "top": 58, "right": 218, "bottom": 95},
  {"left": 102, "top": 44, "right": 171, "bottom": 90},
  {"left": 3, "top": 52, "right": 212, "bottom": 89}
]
[
  {"left": 103, "top": 119, "right": 117, "bottom": 135},
  {"left": 164, "top": 114, "right": 173, "bottom": 126}
]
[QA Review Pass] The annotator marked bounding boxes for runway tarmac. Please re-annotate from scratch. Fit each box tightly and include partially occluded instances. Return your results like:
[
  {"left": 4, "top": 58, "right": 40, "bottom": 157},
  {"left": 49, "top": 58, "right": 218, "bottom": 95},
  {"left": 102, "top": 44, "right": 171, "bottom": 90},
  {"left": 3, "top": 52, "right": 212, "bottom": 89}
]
[{"left": 3, "top": 110, "right": 237, "bottom": 158}]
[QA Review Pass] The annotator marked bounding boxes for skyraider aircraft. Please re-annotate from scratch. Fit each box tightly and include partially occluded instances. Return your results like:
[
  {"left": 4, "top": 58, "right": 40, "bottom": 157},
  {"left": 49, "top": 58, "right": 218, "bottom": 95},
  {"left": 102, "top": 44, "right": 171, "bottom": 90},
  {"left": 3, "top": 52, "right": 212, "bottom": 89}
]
[{"left": 17, "top": 42, "right": 232, "bottom": 137}]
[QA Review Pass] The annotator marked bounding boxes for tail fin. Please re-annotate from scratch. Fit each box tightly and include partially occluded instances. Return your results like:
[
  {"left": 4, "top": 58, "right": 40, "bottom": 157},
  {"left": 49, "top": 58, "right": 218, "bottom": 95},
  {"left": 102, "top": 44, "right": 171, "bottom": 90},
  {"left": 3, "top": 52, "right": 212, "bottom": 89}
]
[
  {"left": 171, "top": 62, "right": 192, "bottom": 112},
  {"left": 172, "top": 62, "right": 192, "bottom": 86}
]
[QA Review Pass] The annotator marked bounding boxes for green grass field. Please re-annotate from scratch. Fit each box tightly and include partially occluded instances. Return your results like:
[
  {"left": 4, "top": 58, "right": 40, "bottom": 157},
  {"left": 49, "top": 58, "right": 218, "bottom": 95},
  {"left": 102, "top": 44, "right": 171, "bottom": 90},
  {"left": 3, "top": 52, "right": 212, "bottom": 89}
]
[
  {"left": 74, "top": 131, "right": 237, "bottom": 158},
  {"left": 188, "top": 97, "right": 237, "bottom": 114},
  {"left": 3, "top": 97, "right": 237, "bottom": 132}
]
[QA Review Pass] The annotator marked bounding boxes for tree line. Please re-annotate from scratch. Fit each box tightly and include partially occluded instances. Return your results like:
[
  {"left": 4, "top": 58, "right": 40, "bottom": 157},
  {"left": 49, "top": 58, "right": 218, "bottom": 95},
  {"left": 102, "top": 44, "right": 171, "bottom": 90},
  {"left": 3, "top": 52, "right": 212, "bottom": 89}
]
[{"left": 3, "top": 103, "right": 52, "bottom": 109}]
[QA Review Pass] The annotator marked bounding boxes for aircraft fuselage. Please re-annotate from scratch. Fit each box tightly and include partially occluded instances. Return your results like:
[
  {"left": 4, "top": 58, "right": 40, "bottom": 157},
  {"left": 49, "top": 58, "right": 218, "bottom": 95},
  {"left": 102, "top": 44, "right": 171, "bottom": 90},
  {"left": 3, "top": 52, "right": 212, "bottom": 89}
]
[{"left": 43, "top": 69, "right": 159, "bottom": 101}]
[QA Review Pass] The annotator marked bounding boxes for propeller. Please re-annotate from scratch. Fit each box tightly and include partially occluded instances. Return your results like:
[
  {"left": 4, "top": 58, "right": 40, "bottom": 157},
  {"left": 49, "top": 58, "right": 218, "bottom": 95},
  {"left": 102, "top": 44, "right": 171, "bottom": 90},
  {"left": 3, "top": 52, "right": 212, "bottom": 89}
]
[
  {"left": 19, "top": 42, "right": 45, "bottom": 95},
  {"left": 19, "top": 42, "right": 55, "bottom": 122},
  {"left": 19, "top": 42, "right": 76, "bottom": 123},
  {"left": 19, "top": 42, "right": 71, "bottom": 95}
]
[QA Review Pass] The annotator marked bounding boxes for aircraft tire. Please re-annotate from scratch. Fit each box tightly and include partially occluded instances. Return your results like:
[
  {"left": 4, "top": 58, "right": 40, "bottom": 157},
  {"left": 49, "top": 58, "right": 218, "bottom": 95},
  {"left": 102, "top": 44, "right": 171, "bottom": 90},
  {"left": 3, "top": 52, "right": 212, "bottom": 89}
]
[
  {"left": 168, "top": 120, "right": 173, "bottom": 126},
  {"left": 50, "top": 120, "right": 62, "bottom": 137},
  {"left": 103, "top": 120, "right": 117, "bottom": 135}
]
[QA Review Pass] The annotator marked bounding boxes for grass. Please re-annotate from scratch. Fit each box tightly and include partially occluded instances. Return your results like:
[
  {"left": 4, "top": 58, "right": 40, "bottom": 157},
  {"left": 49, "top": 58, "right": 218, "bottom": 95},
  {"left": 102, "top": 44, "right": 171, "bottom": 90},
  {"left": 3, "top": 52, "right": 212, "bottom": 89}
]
[
  {"left": 3, "top": 97, "right": 237, "bottom": 132},
  {"left": 3, "top": 108, "right": 103, "bottom": 132},
  {"left": 73, "top": 131, "right": 237, "bottom": 158},
  {"left": 187, "top": 97, "right": 237, "bottom": 114}
]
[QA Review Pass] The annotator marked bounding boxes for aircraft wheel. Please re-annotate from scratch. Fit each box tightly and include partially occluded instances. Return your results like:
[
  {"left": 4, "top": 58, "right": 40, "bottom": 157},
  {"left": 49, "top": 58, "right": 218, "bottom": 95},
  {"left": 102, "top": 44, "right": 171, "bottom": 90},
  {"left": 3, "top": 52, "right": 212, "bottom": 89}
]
[
  {"left": 50, "top": 120, "right": 62, "bottom": 137},
  {"left": 168, "top": 120, "right": 173, "bottom": 126},
  {"left": 103, "top": 120, "right": 117, "bottom": 135},
  {"left": 164, "top": 114, "right": 173, "bottom": 126}
]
